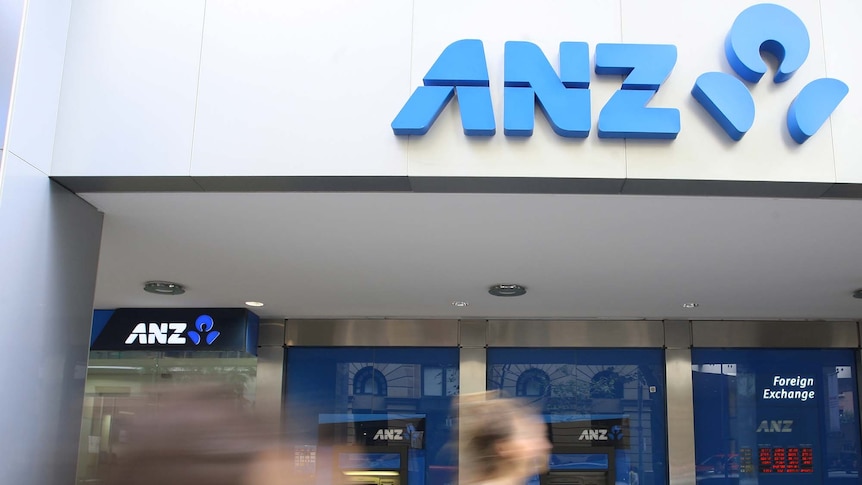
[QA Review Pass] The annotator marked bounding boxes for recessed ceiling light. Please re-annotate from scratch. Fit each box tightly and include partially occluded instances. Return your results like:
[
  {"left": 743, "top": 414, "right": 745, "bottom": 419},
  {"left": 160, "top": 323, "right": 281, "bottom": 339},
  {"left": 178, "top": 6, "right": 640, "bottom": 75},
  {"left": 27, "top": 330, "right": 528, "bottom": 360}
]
[
  {"left": 489, "top": 284, "right": 527, "bottom": 297},
  {"left": 681, "top": 302, "right": 699, "bottom": 309},
  {"left": 143, "top": 281, "right": 185, "bottom": 295},
  {"left": 245, "top": 301, "right": 265, "bottom": 307},
  {"left": 853, "top": 289, "right": 862, "bottom": 299},
  {"left": 451, "top": 301, "right": 469, "bottom": 307}
]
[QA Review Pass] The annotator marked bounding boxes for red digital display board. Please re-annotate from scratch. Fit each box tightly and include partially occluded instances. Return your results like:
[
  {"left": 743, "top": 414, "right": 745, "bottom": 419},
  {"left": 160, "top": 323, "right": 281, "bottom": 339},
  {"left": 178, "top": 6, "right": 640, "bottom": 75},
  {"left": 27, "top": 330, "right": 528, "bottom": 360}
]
[{"left": 758, "top": 447, "right": 814, "bottom": 474}]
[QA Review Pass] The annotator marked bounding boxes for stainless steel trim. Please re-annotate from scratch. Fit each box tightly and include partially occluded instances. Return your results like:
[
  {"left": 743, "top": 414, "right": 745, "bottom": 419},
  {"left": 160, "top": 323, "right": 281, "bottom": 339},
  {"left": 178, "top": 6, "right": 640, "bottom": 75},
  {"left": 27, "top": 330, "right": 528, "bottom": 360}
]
[
  {"left": 459, "top": 347, "right": 487, "bottom": 395},
  {"left": 666, "top": 349, "right": 696, "bottom": 485},
  {"left": 486, "top": 320, "right": 664, "bottom": 347},
  {"left": 285, "top": 319, "right": 459, "bottom": 347},
  {"left": 691, "top": 321, "right": 859, "bottom": 348},
  {"left": 258, "top": 319, "right": 285, "bottom": 347},
  {"left": 459, "top": 320, "right": 487, "bottom": 348},
  {"left": 458, "top": 347, "right": 487, "bottom": 485},
  {"left": 254, "top": 346, "right": 284, "bottom": 426},
  {"left": 664, "top": 320, "right": 691, "bottom": 349}
]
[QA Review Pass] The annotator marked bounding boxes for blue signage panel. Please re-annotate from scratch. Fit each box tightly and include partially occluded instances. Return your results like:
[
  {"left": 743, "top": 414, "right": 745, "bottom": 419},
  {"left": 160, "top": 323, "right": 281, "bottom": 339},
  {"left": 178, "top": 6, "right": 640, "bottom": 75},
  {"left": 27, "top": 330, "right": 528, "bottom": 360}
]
[
  {"left": 692, "top": 349, "right": 861, "bottom": 484},
  {"left": 90, "top": 308, "right": 259, "bottom": 355}
]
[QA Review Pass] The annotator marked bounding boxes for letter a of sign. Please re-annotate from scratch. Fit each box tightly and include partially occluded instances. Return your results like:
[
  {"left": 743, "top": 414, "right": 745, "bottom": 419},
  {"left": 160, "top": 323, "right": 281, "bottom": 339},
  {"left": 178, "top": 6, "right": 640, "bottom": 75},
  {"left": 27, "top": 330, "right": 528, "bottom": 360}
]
[{"left": 391, "top": 40, "right": 495, "bottom": 136}]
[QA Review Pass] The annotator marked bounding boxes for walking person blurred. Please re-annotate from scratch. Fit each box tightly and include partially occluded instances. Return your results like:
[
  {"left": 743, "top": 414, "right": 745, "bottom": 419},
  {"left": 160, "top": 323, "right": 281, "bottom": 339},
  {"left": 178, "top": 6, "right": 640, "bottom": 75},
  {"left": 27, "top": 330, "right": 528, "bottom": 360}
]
[
  {"left": 455, "top": 392, "right": 552, "bottom": 485},
  {"left": 98, "top": 382, "right": 299, "bottom": 485}
]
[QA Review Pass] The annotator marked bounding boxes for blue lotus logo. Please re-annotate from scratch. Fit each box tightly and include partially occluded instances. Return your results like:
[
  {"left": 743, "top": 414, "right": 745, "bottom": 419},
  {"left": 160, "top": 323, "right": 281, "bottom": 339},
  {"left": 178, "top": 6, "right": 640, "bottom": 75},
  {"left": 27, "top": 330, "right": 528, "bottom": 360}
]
[
  {"left": 187, "top": 314, "right": 220, "bottom": 345},
  {"left": 692, "top": 3, "right": 848, "bottom": 143}
]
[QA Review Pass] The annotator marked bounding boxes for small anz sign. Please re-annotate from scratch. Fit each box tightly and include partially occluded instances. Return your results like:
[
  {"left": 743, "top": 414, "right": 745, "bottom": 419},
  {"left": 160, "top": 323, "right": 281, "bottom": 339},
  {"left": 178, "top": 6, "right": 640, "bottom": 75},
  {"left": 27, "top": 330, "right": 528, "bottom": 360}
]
[{"left": 90, "top": 308, "right": 259, "bottom": 355}]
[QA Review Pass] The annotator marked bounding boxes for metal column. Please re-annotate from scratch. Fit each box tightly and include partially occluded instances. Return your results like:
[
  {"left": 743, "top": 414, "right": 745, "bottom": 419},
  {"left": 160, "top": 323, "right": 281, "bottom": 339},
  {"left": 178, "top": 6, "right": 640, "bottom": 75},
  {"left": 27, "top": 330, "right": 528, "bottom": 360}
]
[
  {"left": 459, "top": 320, "right": 488, "bottom": 395},
  {"left": 255, "top": 319, "right": 286, "bottom": 426},
  {"left": 665, "top": 320, "right": 696, "bottom": 485}
]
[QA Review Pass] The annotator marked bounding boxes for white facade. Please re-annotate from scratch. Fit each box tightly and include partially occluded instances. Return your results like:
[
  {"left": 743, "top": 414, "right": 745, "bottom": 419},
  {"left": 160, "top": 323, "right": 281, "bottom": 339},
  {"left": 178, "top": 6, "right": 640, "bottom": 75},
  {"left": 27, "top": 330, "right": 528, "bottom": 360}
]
[
  {"left": 37, "top": 0, "right": 862, "bottom": 189},
  {"left": 3, "top": 3, "right": 862, "bottom": 484}
]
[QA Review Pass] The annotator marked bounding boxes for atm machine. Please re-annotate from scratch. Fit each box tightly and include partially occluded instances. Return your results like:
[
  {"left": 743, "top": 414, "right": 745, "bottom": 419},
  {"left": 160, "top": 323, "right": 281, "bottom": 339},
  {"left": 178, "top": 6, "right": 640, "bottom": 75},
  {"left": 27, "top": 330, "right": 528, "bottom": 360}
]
[
  {"left": 540, "top": 446, "right": 616, "bottom": 485},
  {"left": 334, "top": 445, "right": 408, "bottom": 485},
  {"left": 537, "top": 415, "right": 628, "bottom": 485},
  {"left": 319, "top": 414, "right": 426, "bottom": 485}
]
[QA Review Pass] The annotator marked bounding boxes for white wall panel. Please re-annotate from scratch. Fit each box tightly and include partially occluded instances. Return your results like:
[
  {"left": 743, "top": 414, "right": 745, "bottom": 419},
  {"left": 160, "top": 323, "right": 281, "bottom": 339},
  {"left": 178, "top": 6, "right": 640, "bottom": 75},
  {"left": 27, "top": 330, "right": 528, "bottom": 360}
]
[
  {"left": 6, "top": 0, "right": 72, "bottom": 174},
  {"left": 821, "top": 0, "right": 862, "bottom": 183},
  {"left": 0, "top": 153, "right": 103, "bottom": 485},
  {"left": 407, "top": 0, "right": 625, "bottom": 179},
  {"left": 190, "top": 0, "right": 412, "bottom": 176},
  {"left": 621, "top": 0, "right": 834, "bottom": 183},
  {"left": 51, "top": 0, "right": 205, "bottom": 176}
]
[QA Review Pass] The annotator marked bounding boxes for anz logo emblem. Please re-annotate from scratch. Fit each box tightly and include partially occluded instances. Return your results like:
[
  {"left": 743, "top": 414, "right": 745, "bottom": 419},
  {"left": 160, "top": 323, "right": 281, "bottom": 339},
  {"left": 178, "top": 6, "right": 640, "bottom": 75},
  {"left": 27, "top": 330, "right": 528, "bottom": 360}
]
[
  {"left": 693, "top": 4, "right": 847, "bottom": 142},
  {"left": 392, "top": 3, "right": 846, "bottom": 144},
  {"left": 373, "top": 429, "right": 404, "bottom": 440},
  {"left": 187, "top": 315, "right": 220, "bottom": 345},
  {"left": 124, "top": 314, "right": 220, "bottom": 346},
  {"left": 756, "top": 420, "right": 793, "bottom": 433},
  {"left": 578, "top": 425, "right": 624, "bottom": 441}
]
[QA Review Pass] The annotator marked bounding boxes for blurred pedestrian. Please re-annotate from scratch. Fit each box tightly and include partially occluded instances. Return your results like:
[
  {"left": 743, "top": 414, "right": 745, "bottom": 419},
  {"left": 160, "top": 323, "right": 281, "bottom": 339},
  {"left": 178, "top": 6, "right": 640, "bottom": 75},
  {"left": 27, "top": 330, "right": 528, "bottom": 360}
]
[
  {"left": 455, "top": 392, "right": 552, "bottom": 485},
  {"left": 98, "top": 382, "right": 298, "bottom": 485}
]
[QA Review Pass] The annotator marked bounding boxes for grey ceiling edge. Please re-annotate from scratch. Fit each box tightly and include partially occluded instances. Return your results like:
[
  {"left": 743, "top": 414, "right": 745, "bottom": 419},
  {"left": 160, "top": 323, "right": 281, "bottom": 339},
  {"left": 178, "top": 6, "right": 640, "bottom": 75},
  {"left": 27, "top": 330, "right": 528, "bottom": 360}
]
[
  {"left": 51, "top": 176, "right": 205, "bottom": 192},
  {"left": 408, "top": 177, "right": 625, "bottom": 194},
  {"left": 621, "top": 179, "right": 835, "bottom": 198},
  {"left": 50, "top": 175, "right": 862, "bottom": 199}
]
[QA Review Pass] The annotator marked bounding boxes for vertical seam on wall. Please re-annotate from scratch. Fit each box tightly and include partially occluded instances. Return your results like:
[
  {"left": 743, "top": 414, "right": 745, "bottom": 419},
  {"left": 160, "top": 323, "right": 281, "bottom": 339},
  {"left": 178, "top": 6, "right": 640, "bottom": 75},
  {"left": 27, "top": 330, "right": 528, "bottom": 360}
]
[
  {"left": 46, "top": 0, "right": 73, "bottom": 178},
  {"left": 188, "top": 0, "right": 208, "bottom": 180},
  {"left": 818, "top": 0, "right": 839, "bottom": 185}
]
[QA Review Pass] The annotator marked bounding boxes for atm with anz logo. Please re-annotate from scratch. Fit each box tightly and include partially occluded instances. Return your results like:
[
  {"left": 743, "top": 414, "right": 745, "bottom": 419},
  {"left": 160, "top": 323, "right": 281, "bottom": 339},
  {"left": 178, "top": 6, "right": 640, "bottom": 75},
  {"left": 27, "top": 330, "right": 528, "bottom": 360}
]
[
  {"left": 529, "top": 415, "right": 630, "bottom": 485},
  {"left": 318, "top": 414, "right": 426, "bottom": 485}
]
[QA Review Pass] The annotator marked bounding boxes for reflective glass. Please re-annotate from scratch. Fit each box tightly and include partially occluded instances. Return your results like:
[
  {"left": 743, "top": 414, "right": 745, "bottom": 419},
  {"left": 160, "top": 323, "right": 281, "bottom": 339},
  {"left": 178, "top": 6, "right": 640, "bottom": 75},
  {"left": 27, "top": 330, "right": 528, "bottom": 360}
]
[
  {"left": 75, "top": 351, "right": 258, "bottom": 483},
  {"left": 692, "top": 349, "right": 861, "bottom": 485},
  {"left": 285, "top": 347, "right": 459, "bottom": 485},
  {"left": 487, "top": 348, "right": 668, "bottom": 485}
]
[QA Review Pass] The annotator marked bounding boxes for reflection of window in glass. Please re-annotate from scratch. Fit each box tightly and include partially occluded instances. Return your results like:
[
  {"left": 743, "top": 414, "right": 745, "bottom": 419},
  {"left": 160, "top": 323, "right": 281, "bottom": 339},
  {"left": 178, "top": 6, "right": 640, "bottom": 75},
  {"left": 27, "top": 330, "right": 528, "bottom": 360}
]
[
  {"left": 516, "top": 368, "right": 550, "bottom": 397},
  {"left": 487, "top": 349, "right": 666, "bottom": 485},
  {"left": 353, "top": 366, "right": 387, "bottom": 396},
  {"left": 692, "top": 349, "right": 862, "bottom": 484},
  {"left": 423, "top": 366, "right": 459, "bottom": 396}
]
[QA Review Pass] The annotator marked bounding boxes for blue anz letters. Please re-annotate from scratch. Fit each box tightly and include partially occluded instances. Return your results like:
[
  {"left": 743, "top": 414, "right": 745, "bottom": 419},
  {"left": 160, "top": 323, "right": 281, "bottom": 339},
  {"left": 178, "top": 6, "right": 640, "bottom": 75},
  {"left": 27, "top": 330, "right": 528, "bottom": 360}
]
[{"left": 393, "top": 3, "right": 847, "bottom": 145}]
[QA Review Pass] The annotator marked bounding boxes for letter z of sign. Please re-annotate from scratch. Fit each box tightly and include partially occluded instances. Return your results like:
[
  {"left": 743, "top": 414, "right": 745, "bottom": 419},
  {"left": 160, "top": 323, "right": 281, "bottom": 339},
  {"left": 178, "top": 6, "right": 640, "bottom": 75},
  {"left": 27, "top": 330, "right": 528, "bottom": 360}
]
[
  {"left": 595, "top": 44, "right": 680, "bottom": 139},
  {"left": 168, "top": 323, "right": 187, "bottom": 344}
]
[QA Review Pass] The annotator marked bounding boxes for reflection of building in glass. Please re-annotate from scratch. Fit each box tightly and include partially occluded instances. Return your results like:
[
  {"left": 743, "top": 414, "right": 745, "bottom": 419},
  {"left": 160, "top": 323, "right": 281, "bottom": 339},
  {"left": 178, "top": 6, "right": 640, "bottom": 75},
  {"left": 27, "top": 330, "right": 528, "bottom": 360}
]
[
  {"left": 692, "top": 351, "right": 862, "bottom": 482},
  {"left": 345, "top": 363, "right": 459, "bottom": 410},
  {"left": 353, "top": 367, "right": 388, "bottom": 396},
  {"left": 516, "top": 368, "right": 551, "bottom": 397},
  {"left": 489, "top": 363, "right": 659, "bottom": 482}
]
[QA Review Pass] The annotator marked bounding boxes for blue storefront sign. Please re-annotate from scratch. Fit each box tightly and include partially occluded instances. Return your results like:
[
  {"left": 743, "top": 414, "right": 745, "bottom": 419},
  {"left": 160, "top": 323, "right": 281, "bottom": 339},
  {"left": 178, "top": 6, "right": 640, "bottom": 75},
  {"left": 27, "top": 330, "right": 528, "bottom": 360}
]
[
  {"left": 90, "top": 308, "right": 259, "bottom": 355},
  {"left": 392, "top": 3, "right": 847, "bottom": 144},
  {"left": 692, "top": 349, "right": 861, "bottom": 484}
]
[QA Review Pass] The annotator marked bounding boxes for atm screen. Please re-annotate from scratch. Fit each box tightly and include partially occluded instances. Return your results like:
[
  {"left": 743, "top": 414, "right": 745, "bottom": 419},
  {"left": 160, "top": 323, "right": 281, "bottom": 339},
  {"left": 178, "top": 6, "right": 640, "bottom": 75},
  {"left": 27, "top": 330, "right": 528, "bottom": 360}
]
[
  {"left": 339, "top": 452, "right": 402, "bottom": 470},
  {"left": 549, "top": 453, "right": 610, "bottom": 471}
]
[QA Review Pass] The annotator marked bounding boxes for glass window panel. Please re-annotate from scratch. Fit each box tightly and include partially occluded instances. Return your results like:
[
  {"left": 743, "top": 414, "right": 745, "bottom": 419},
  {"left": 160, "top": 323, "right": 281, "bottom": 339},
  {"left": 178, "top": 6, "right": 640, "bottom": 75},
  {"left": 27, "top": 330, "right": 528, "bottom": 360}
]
[
  {"left": 424, "top": 367, "right": 443, "bottom": 396},
  {"left": 75, "top": 351, "right": 257, "bottom": 483},
  {"left": 488, "top": 348, "right": 668, "bottom": 485},
  {"left": 286, "top": 347, "right": 459, "bottom": 485},
  {"left": 692, "top": 349, "right": 862, "bottom": 485}
]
